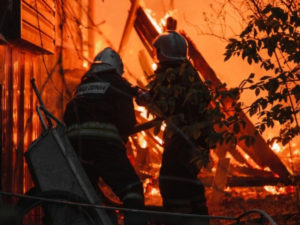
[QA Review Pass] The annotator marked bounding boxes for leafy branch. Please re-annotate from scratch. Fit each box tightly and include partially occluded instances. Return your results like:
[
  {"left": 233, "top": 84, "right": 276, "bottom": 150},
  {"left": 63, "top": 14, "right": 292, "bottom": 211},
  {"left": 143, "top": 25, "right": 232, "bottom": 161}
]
[{"left": 224, "top": 2, "right": 299, "bottom": 145}]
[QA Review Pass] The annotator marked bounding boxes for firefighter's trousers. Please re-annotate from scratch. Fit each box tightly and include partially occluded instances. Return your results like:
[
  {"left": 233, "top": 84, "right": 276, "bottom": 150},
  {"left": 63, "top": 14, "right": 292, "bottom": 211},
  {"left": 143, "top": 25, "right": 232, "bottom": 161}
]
[{"left": 70, "top": 137, "right": 146, "bottom": 225}]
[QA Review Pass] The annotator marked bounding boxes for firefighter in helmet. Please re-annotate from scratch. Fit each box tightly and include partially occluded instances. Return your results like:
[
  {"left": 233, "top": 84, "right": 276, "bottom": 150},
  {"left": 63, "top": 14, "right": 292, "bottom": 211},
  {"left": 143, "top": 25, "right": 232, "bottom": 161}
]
[
  {"left": 63, "top": 47, "right": 146, "bottom": 225},
  {"left": 146, "top": 31, "right": 211, "bottom": 224}
]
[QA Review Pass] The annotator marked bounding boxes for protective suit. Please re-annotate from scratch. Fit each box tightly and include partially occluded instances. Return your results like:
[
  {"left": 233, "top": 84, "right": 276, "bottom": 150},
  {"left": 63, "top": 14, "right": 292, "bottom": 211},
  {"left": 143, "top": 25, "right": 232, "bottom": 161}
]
[
  {"left": 63, "top": 47, "right": 145, "bottom": 225},
  {"left": 149, "top": 31, "right": 211, "bottom": 225}
]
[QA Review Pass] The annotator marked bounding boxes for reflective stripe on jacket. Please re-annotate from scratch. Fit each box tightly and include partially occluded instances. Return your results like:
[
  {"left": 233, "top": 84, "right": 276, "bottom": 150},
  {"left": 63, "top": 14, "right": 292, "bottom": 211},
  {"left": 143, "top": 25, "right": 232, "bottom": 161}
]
[{"left": 66, "top": 122, "right": 123, "bottom": 143}]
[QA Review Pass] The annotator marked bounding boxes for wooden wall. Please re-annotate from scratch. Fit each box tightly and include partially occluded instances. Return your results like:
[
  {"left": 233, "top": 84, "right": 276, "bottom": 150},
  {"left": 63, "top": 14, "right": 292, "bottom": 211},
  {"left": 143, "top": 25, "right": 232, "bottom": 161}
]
[
  {"left": 0, "top": 0, "right": 92, "bottom": 202},
  {"left": 0, "top": 44, "right": 85, "bottom": 203},
  {"left": 0, "top": 45, "right": 52, "bottom": 199}
]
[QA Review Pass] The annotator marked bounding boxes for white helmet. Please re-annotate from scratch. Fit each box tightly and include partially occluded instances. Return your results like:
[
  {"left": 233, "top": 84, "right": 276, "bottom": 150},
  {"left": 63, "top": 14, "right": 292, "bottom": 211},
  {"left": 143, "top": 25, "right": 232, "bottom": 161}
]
[
  {"left": 90, "top": 47, "right": 124, "bottom": 76},
  {"left": 153, "top": 31, "right": 188, "bottom": 62}
]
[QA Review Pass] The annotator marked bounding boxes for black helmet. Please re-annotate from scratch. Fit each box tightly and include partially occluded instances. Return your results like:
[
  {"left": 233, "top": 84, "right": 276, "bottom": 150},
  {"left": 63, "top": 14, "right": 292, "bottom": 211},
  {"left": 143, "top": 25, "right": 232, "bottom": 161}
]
[
  {"left": 153, "top": 31, "right": 188, "bottom": 62},
  {"left": 90, "top": 47, "right": 124, "bottom": 76}
]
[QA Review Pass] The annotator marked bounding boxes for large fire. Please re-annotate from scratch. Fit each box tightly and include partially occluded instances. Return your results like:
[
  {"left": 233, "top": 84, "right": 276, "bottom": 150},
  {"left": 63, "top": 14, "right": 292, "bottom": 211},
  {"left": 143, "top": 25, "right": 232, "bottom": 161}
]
[{"left": 127, "top": 4, "right": 300, "bottom": 207}]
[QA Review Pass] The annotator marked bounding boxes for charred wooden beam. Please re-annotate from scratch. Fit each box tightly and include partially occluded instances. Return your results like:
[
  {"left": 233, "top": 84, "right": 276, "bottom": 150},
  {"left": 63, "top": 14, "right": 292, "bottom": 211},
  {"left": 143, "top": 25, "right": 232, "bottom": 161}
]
[
  {"left": 134, "top": 7, "right": 159, "bottom": 57},
  {"left": 119, "top": 0, "right": 140, "bottom": 55},
  {"left": 229, "top": 165, "right": 276, "bottom": 177},
  {"left": 228, "top": 146, "right": 252, "bottom": 168}
]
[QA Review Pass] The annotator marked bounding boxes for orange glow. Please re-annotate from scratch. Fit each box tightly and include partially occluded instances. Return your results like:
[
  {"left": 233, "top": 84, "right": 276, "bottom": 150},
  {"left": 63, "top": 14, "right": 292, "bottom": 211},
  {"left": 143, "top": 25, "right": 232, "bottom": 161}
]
[
  {"left": 150, "top": 187, "right": 160, "bottom": 196},
  {"left": 138, "top": 132, "right": 148, "bottom": 148},
  {"left": 236, "top": 147, "right": 262, "bottom": 169}
]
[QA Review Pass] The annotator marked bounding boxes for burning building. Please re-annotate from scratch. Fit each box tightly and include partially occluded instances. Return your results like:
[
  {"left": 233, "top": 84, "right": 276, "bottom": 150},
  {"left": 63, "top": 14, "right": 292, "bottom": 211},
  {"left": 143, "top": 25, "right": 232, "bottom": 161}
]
[{"left": 0, "top": 0, "right": 299, "bottom": 224}]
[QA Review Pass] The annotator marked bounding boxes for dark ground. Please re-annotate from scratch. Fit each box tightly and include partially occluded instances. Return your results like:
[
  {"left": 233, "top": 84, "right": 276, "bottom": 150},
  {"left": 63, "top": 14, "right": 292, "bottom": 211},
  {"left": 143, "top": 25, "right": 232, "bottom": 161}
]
[{"left": 206, "top": 187, "right": 300, "bottom": 225}]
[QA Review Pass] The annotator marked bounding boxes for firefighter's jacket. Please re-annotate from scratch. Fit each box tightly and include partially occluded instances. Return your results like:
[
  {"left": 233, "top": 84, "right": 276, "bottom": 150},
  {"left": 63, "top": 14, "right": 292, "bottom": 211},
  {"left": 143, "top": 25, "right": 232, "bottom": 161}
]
[
  {"left": 147, "top": 60, "right": 213, "bottom": 169},
  {"left": 63, "top": 69, "right": 138, "bottom": 143}
]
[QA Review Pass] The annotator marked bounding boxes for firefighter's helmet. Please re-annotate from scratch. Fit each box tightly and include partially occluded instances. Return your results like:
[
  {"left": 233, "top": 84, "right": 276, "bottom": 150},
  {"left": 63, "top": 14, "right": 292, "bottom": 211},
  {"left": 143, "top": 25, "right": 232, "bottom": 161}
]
[
  {"left": 90, "top": 47, "right": 124, "bottom": 76},
  {"left": 153, "top": 31, "right": 188, "bottom": 62}
]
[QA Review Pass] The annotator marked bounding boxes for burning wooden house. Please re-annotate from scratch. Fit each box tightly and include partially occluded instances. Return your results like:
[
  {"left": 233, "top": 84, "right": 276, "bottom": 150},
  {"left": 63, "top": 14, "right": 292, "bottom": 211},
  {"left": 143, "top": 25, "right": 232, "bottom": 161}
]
[{"left": 0, "top": 0, "right": 299, "bottom": 224}]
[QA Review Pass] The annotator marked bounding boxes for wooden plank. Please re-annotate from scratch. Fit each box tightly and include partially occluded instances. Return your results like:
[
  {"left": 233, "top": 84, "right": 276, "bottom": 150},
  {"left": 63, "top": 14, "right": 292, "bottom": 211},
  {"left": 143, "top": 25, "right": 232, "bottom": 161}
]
[
  {"left": 1, "top": 46, "right": 14, "bottom": 200},
  {"left": 138, "top": 49, "right": 154, "bottom": 77},
  {"left": 0, "top": 46, "right": 5, "bottom": 83},
  {"left": 134, "top": 20, "right": 155, "bottom": 57},
  {"left": 134, "top": 6, "right": 159, "bottom": 55},
  {"left": 23, "top": 0, "right": 55, "bottom": 19},
  {"left": 22, "top": 2, "right": 55, "bottom": 40},
  {"left": 211, "top": 157, "right": 230, "bottom": 203},
  {"left": 119, "top": 0, "right": 140, "bottom": 55},
  {"left": 229, "top": 165, "right": 275, "bottom": 177},
  {"left": 21, "top": 21, "right": 55, "bottom": 53}
]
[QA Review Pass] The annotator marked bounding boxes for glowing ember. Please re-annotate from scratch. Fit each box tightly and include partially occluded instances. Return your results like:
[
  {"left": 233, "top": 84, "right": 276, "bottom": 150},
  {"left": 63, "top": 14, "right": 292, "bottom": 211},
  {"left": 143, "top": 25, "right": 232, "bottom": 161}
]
[{"left": 263, "top": 167, "right": 271, "bottom": 172}]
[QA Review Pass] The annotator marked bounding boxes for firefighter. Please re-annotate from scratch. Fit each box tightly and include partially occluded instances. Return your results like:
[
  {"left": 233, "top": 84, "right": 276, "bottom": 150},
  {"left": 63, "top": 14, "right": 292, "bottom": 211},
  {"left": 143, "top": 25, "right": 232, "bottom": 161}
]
[
  {"left": 63, "top": 47, "right": 146, "bottom": 225},
  {"left": 146, "top": 31, "right": 211, "bottom": 225}
]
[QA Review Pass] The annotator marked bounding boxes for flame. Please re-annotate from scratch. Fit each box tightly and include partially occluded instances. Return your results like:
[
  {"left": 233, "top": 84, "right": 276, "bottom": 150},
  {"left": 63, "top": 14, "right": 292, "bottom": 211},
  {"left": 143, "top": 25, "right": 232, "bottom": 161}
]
[
  {"left": 263, "top": 167, "right": 271, "bottom": 172},
  {"left": 161, "top": 122, "right": 166, "bottom": 131},
  {"left": 271, "top": 142, "right": 282, "bottom": 153},
  {"left": 144, "top": 178, "right": 161, "bottom": 199},
  {"left": 144, "top": 9, "right": 177, "bottom": 34},
  {"left": 144, "top": 9, "right": 163, "bottom": 33},
  {"left": 138, "top": 132, "right": 148, "bottom": 148},
  {"left": 136, "top": 106, "right": 151, "bottom": 119},
  {"left": 263, "top": 185, "right": 288, "bottom": 195},
  {"left": 152, "top": 63, "right": 157, "bottom": 71},
  {"left": 83, "top": 60, "right": 88, "bottom": 68},
  {"left": 153, "top": 136, "right": 163, "bottom": 145},
  {"left": 150, "top": 187, "right": 160, "bottom": 196},
  {"left": 160, "top": 10, "right": 176, "bottom": 28},
  {"left": 236, "top": 147, "right": 262, "bottom": 169}
]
